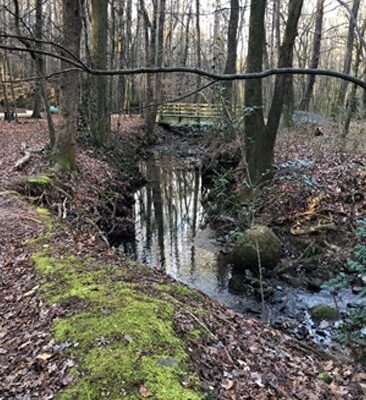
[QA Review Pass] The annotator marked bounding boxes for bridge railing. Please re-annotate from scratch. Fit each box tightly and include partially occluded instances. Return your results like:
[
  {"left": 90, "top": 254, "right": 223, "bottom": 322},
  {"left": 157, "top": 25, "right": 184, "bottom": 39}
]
[{"left": 156, "top": 103, "right": 225, "bottom": 126}]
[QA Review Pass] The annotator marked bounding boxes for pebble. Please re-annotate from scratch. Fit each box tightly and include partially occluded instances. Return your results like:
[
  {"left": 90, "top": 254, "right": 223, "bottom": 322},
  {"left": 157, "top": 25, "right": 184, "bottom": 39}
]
[
  {"left": 156, "top": 357, "right": 180, "bottom": 368},
  {"left": 319, "top": 321, "right": 330, "bottom": 329}
]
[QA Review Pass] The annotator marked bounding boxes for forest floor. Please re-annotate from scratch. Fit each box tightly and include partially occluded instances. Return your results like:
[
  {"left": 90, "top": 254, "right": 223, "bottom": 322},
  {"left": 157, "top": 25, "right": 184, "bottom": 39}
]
[{"left": 0, "top": 117, "right": 365, "bottom": 399}]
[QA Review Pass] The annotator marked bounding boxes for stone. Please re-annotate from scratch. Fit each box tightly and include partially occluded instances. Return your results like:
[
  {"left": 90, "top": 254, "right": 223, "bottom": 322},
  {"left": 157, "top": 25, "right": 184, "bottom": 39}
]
[
  {"left": 319, "top": 320, "right": 330, "bottom": 330},
  {"left": 228, "top": 274, "right": 249, "bottom": 294},
  {"left": 309, "top": 304, "right": 339, "bottom": 322},
  {"left": 230, "top": 225, "right": 282, "bottom": 273},
  {"left": 155, "top": 357, "right": 179, "bottom": 368}
]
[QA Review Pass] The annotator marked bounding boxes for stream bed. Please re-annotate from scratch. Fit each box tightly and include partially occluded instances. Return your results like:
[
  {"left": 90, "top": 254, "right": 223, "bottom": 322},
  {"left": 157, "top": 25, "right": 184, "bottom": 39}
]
[{"left": 118, "top": 143, "right": 360, "bottom": 347}]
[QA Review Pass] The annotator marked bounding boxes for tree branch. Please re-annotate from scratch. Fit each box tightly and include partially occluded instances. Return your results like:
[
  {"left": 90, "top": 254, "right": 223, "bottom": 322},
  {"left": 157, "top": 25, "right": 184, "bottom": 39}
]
[{"left": 0, "top": 35, "right": 366, "bottom": 91}]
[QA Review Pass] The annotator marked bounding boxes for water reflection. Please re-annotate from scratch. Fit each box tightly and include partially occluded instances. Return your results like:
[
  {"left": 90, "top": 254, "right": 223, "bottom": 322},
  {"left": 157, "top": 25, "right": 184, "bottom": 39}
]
[
  {"left": 133, "top": 154, "right": 205, "bottom": 272},
  {"left": 120, "top": 153, "right": 236, "bottom": 297}
]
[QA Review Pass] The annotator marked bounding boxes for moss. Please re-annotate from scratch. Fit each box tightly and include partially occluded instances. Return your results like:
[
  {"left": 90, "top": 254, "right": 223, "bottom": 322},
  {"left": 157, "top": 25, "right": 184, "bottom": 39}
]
[
  {"left": 27, "top": 174, "right": 53, "bottom": 185},
  {"left": 157, "top": 283, "right": 200, "bottom": 299},
  {"left": 309, "top": 304, "right": 339, "bottom": 322},
  {"left": 230, "top": 225, "right": 282, "bottom": 273},
  {"left": 36, "top": 207, "right": 51, "bottom": 218},
  {"left": 32, "top": 250, "right": 203, "bottom": 400},
  {"left": 317, "top": 372, "right": 333, "bottom": 384}
]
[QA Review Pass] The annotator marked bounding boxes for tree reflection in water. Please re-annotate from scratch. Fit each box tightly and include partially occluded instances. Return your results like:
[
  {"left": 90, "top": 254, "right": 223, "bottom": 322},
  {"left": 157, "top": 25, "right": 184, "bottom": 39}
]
[{"left": 121, "top": 152, "right": 249, "bottom": 309}]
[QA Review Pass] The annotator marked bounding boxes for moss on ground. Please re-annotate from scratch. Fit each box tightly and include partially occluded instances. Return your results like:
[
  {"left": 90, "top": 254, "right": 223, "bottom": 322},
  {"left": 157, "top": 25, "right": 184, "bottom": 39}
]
[
  {"left": 27, "top": 174, "right": 53, "bottom": 185},
  {"left": 32, "top": 242, "right": 204, "bottom": 399},
  {"left": 309, "top": 304, "right": 339, "bottom": 322}
]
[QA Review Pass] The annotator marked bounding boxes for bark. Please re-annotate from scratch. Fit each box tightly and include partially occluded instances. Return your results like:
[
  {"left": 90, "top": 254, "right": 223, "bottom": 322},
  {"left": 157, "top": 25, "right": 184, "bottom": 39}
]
[
  {"left": 223, "top": 0, "right": 239, "bottom": 107},
  {"left": 245, "top": 0, "right": 303, "bottom": 184},
  {"left": 144, "top": 0, "right": 166, "bottom": 140},
  {"left": 31, "top": 0, "right": 43, "bottom": 118},
  {"left": 336, "top": 0, "right": 361, "bottom": 112},
  {"left": 244, "top": 0, "right": 266, "bottom": 184},
  {"left": 90, "top": 0, "right": 110, "bottom": 147},
  {"left": 343, "top": 19, "right": 366, "bottom": 137},
  {"left": 265, "top": 0, "right": 303, "bottom": 157},
  {"left": 194, "top": 0, "right": 202, "bottom": 102},
  {"left": 283, "top": 75, "right": 294, "bottom": 126},
  {"left": 299, "top": 0, "right": 325, "bottom": 111},
  {"left": 53, "top": 0, "right": 82, "bottom": 171},
  {"left": 117, "top": 0, "right": 126, "bottom": 112}
]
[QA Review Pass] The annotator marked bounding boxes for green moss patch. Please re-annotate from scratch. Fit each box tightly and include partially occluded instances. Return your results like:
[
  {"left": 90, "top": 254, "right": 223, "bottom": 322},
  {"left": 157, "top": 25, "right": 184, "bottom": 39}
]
[
  {"left": 27, "top": 174, "right": 53, "bottom": 185},
  {"left": 309, "top": 304, "right": 339, "bottom": 322},
  {"left": 32, "top": 250, "right": 203, "bottom": 399}
]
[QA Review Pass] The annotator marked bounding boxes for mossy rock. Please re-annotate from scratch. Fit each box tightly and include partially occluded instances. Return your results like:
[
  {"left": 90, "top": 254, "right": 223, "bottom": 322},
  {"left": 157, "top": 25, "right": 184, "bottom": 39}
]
[
  {"left": 230, "top": 225, "right": 282, "bottom": 273},
  {"left": 309, "top": 304, "right": 339, "bottom": 321},
  {"left": 228, "top": 273, "right": 250, "bottom": 294}
]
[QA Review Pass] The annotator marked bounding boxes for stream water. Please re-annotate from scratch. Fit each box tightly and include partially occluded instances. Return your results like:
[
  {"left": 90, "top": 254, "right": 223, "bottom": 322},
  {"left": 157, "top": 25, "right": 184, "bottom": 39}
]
[{"left": 119, "top": 148, "right": 360, "bottom": 345}]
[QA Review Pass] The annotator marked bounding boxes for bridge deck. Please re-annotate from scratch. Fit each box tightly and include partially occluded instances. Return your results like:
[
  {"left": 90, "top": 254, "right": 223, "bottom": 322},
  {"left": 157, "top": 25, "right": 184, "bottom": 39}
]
[{"left": 156, "top": 103, "right": 225, "bottom": 126}]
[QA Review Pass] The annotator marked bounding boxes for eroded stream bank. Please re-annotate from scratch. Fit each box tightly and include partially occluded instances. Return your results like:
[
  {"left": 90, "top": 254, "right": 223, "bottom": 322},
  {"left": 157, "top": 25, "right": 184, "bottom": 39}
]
[{"left": 115, "top": 131, "right": 361, "bottom": 348}]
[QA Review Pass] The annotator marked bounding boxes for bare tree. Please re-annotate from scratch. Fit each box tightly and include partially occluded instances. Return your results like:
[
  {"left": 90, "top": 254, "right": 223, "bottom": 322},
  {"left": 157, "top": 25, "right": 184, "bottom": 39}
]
[
  {"left": 31, "top": 0, "right": 43, "bottom": 118},
  {"left": 194, "top": 0, "right": 201, "bottom": 102},
  {"left": 223, "top": 0, "right": 239, "bottom": 107},
  {"left": 335, "top": 0, "right": 361, "bottom": 113},
  {"left": 299, "top": 0, "right": 325, "bottom": 111}
]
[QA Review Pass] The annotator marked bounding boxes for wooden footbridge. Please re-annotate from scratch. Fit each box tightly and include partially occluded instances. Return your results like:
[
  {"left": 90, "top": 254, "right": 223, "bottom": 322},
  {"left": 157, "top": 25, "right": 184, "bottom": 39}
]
[{"left": 156, "top": 103, "right": 227, "bottom": 126}]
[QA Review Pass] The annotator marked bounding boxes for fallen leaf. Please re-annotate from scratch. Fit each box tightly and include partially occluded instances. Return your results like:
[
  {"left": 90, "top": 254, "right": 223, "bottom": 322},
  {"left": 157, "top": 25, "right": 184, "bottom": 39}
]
[
  {"left": 36, "top": 352, "right": 52, "bottom": 361},
  {"left": 221, "top": 379, "right": 234, "bottom": 390},
  {"left": 139, "top": 385, "right": 152, "bottom": 398}
]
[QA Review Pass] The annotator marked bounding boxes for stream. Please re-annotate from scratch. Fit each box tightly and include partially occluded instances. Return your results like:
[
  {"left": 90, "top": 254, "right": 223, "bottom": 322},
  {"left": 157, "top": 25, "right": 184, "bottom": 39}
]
[{"left": 118, "top": 140, "right": 361, "bottom": 347}]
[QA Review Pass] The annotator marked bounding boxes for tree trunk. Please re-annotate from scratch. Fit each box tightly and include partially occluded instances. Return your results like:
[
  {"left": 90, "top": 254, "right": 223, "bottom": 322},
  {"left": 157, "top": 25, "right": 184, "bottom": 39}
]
[
  {"left": 343, "top": 18, "right": 366, "bottom": 137},
  {"left": 244, "top": 0, "right": 266, "bottom": 185},
  {"left": 299, "top": 0, "right": 325, "bottom": 111},
  {"left": 53, "top": 0, "right": 82, "bottom": 171},
  {"left": 283, "top": 75, "right": 294, "bottom": 126},
  {"left": 223, "top": 0, "right": 239, "bottom": 108},
  {"left": 245, "top": 0, "right": 303, "bottom": 185},
  {"left": 31, "top": 0, "right": 43, "bottom": 118},
  {"left": 335, "top": 0, "right": 361, "bottom": 112},
  {"left": 144, "top": 0, "right": 166, "bottom": 140},
  {"left": 90, "top": 0, "right": 110, "bottom": 147},
  {"left": 264, "top": 0, "right": 303, "bottom": 160},
  {"left": 194, "top": 0, "right": 202, "bottom": 102}
]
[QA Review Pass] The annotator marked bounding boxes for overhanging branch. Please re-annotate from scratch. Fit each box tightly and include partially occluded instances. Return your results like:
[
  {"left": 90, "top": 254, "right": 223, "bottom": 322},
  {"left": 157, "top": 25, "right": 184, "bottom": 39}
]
[{"left": 0, "top": 38, "right": 366, "bottom": 90}]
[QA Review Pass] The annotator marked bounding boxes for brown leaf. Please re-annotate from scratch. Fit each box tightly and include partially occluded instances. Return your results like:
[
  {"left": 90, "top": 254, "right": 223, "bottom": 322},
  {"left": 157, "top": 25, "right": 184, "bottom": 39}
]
[
  {"left": 36, "top": 352, "right": 52, "bottom": 361},
  {"left": 139, "top": 385, "right": 152, "bottom": 398},
  {"left": 221, "top": 379, "right": 234, "bottom": 390}
]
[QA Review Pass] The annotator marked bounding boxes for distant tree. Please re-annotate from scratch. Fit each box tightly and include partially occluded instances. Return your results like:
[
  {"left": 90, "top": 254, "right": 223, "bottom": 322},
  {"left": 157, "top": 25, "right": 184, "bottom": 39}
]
[
  {"left": 335, "top": 0, "right": 361, "bottom": 113},
  {"left": 143, "top": 0, "right": 166, "bottom": 140},
  {"left": 299, "top": 0, "right": 325, "bottom": 111},
  {"left": 223, "top": 0, "right": 239, "bottom": 108},
  {"left": 31, "top": 0, "right": 43, "bottom": 119},
  {"left": 194, "top": 0, "right": 202, "bottom": 102}
]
